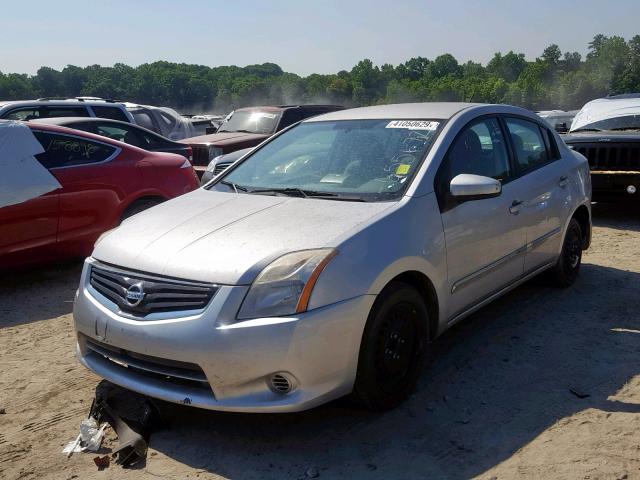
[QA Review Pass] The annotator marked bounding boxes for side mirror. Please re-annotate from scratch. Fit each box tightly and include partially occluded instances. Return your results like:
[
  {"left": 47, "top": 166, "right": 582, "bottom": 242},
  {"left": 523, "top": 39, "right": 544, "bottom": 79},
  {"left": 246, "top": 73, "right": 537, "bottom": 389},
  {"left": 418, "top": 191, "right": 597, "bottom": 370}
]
[{"left": 450, "top": 174, "right": 501, "bottom": 199}]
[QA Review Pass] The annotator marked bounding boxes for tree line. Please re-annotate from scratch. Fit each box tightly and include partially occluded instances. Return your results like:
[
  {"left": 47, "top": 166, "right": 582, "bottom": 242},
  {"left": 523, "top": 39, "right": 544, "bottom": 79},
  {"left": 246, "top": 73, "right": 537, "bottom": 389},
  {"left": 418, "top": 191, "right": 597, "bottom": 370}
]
[{"left": 1, "top": 34, "right": 639, "bottom": 114}]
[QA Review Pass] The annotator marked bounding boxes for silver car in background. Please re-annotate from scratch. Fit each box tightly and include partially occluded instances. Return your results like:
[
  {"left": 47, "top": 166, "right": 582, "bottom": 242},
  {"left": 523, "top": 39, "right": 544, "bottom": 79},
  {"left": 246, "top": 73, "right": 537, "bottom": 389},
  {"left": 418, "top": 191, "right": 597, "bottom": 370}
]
[{"left": 73, "top": 102, "right": 591, "bottom": 412}]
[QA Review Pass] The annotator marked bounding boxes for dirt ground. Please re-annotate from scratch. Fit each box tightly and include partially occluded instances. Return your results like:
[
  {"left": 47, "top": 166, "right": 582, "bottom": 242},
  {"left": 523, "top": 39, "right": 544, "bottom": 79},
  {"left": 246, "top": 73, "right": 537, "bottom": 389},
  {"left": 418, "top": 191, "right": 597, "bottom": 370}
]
[{"left": 1, "top": 203, "right": 639, "bottom": 480}]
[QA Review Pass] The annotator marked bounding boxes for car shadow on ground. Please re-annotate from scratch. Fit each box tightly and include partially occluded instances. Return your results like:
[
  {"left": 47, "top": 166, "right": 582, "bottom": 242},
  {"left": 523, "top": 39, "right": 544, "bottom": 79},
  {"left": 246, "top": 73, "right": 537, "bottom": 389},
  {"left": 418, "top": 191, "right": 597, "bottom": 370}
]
[
  {"left": 0, "top": 260, "right": 82, "bottom": 328},
  {"left": 141, "top": 258, "right": 640, "bottom": 479},
  {"left": 592, "top": 202, "right": 640, "bottom": 232}
]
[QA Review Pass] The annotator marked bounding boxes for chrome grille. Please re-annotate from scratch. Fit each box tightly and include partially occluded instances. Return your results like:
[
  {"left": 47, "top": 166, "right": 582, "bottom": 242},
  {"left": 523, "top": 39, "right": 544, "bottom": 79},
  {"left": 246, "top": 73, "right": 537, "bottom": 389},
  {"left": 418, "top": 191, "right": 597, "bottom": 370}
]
[
  {"left": 571, "top": 143, "right": 640, "bottom": 171},
  {"left": 191, "top": 145, "right": 210, "bottom": 166},
  {"left": 213, "top": 161, "right": 232, "bottom": 175},
  {"left": 89, "top": 263, "right": 217, "bottom": 317}
]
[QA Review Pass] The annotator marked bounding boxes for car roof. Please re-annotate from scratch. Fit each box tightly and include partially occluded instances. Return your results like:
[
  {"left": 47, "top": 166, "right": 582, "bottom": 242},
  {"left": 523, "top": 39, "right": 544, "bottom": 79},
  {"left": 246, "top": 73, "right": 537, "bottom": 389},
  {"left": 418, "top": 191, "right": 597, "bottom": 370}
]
[
  {"left": 234, "top": 104, "right": 343, "bottom": 113},
  {"left": 21, "top": 120, "right": 146, "bottom": 152},
  {"left": 572, "top": 96, "right": 640, "bottom": 131},
  {"left": 0, "top": 99, "right": 127, "bottom": 109},
  {"left": 304, "top": 102, "right": 482, "bottom": 122},
  {"left": 29, "top": 116, "right": 180, "bottom": 142},
  {"left": 31, "top": 116, "right": 130, "bottom": 126}
]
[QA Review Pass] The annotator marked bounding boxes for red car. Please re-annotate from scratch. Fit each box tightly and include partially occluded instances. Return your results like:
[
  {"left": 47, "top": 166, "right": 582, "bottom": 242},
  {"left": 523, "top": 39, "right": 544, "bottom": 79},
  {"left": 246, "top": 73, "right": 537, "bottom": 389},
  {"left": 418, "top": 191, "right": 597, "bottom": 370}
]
[{"left": 0, "top": 122, "right": 199, "bottom": 270}]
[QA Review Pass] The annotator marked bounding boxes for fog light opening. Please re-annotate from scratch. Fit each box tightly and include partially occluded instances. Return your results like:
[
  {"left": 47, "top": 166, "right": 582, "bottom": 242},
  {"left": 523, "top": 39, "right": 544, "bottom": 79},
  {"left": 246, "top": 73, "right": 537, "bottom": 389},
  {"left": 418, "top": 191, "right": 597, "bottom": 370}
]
[
  {"left": 627, "top": 185, "right": 637, "bottom": 195},
  {"left": 267, "top": 373, "right": 296, "bottom": 394}
]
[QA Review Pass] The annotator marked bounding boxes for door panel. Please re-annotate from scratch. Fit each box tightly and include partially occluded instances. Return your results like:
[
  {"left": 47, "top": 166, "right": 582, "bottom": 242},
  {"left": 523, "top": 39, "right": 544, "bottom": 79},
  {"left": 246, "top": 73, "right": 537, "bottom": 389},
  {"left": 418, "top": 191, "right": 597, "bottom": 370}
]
[
  {"left": 32, "top": 130, "right": 129, "bottom": 250},
  {"left": 437, "top": 116, "right": 527, "bottom": 320},
  {"left": 0, "top": 192, "right": 59, "bottom": 255},
  {"left": 442, "top": 182, "right": 526, "bottom": 319},
  {"left": 517, "top": 161, "right": 567, "bottom": 271},
  {"left": 502, "top": 118, "right": 568, "bottom": 272}
]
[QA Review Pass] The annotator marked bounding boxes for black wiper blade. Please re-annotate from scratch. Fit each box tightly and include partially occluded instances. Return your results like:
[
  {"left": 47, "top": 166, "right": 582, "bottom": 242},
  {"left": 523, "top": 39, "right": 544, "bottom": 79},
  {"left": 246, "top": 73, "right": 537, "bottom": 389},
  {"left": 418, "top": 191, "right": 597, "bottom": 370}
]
[
  {"left": 571, "top": 128, "right": 603, "bottom": 132},
  {"left": 305, "top": 195, "right": 368, "bottom": 202},
  {"left": 220, "top": 180, "right": 249, "bottom": 192},
  {"left": 245, "top": 188, "right": 368, "bottom": 201},
  {"left": 246, "top": 187, "right": 309, "bottom": 197},
  {"left": 609, "top": 127, "right": 640, "bottom": 131}
]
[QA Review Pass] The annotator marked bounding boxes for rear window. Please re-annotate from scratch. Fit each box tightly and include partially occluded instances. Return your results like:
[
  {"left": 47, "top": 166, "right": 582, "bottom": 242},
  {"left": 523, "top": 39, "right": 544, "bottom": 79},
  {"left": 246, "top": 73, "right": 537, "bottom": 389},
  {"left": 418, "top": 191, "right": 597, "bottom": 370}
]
[
  {"left": 91, "top": 106, "right": 129, "bottom": 122},
  {"left": 32, "top": 131, "right": 118, "bottom": 169}
]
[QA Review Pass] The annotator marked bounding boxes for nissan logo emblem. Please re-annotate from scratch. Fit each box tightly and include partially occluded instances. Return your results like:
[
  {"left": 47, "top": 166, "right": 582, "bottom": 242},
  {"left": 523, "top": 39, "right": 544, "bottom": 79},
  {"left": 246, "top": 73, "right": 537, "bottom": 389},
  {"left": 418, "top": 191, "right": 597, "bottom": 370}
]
[{"left": 125, "top": 282, "right": 145, "bottom": 307}]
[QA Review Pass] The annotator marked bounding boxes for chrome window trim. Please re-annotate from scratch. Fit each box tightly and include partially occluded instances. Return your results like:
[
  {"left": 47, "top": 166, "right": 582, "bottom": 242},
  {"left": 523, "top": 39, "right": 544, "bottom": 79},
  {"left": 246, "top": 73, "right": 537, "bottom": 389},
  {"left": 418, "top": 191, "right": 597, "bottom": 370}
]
[{"left": 31, "top": 129, "right": 122, "bottom": 170}]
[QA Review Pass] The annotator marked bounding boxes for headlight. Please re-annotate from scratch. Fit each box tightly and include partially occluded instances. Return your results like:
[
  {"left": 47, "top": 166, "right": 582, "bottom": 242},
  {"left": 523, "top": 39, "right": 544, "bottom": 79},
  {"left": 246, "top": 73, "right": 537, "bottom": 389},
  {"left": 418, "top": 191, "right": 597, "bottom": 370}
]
[
  {"left": 206, "top": 155, "right": 223, "bottom": 173},
  {"left": 237, "top": 249, "right": 337, "bottom": 319},
  {"left": 208, "top": 146, "right": 223, "bottom": 161}
]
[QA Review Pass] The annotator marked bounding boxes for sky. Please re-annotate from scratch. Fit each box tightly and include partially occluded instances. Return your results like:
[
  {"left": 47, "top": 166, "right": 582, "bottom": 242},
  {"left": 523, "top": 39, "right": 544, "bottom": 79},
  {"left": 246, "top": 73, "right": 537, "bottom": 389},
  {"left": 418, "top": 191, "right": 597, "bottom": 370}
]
[{"left": 1, "top": 0, "right": 639, "bottom": 76}]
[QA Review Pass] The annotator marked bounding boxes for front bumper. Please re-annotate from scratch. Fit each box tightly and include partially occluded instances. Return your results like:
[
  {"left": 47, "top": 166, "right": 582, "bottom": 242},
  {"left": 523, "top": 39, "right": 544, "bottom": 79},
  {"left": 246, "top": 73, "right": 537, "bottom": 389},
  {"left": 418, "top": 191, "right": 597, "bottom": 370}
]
[
  {"left": 591, "top": 171, "right": 640, "bottom": 201},
  {"left": 73, "top": 259, "right": 374, "bottom": 412}
]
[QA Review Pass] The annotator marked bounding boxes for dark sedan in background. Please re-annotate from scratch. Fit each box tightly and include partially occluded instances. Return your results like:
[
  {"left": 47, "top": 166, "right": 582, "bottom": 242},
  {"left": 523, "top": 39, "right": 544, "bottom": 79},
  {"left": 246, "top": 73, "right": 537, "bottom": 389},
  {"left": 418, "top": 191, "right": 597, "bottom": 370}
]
[{"left": 31, "top": 117, "right": 193, "bottom": 160}]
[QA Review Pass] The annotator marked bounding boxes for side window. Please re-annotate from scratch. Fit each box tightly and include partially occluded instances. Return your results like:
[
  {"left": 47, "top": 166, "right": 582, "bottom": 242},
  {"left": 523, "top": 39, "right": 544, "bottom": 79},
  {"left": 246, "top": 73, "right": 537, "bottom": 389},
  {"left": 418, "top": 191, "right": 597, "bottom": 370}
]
[
  {"left": 543, "top": 127, "right": 561, "bottom": 160},
  {"left": 447, "top": 118, "right": 511, "bottom": 181},
  {"left": 41, "top": 106, "right": 90, "bottom": 118},
  {"left": 91, "top": 106, "right": 129, "bottom": 122},
  {"left": 95, "top": 124, "right": 148, "bottom": 148},
  {"left": 278, "top": 109, "right": 302, "bottom": 130},
  {"left": 504, "top": 118, "right": 551, "bottom": 171},
  {"left": 32, "top": 131, "right": 117, "bottom": 169},
  {"left": 4, "top": 108, "right": 40, "bottom": 121}
]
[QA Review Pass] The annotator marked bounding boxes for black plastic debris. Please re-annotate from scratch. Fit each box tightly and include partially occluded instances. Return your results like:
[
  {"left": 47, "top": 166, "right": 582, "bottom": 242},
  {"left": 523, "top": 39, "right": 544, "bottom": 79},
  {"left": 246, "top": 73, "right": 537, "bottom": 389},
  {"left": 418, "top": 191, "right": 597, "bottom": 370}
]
[
  {"left": 98, "top": 401, "right": 149, "bottom": 467},
  {"left": 91, "top": 381, "right": 165, "bottom": 468},
  {"left": 569, "top": 388, "right": 590, "bottom": 399}
]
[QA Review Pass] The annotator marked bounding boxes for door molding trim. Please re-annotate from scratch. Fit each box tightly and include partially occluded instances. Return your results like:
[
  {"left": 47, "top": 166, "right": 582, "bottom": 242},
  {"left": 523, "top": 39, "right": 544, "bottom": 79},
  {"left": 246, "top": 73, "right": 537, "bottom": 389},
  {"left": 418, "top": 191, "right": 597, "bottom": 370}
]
[
  {"left": 450, "top": 227, "right": 561, "bottom": 294},
  {"left": 447, "top": 260, "right": 556, "bottom": 326}
]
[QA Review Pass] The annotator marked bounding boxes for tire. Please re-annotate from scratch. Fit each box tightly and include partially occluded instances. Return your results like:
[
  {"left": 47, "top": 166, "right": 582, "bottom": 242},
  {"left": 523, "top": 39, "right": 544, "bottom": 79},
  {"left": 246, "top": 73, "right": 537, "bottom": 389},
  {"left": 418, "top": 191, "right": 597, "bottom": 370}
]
[
  {"left": 352, "top": 281, "right": 430, "bottom": 411},
  {"left": 551, "top": 218, "right": 583, "bottom": 287},
  {"left": 121, "top": 198, "right": 162, "bottom": 222}
]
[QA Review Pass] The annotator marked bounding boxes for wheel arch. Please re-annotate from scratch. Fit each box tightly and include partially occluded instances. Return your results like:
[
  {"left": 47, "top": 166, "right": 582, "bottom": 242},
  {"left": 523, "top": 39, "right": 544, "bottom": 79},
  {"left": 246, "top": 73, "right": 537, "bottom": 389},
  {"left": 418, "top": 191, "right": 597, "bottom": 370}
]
[
  {"left": 571, "top": 203, "right": 591, "bottom": 249},
  {"left": 378, "top": 270, "right": 440, "bottom": 341},
  {"left": 120, "top": 194, "right": 167, "bottom": 220}
]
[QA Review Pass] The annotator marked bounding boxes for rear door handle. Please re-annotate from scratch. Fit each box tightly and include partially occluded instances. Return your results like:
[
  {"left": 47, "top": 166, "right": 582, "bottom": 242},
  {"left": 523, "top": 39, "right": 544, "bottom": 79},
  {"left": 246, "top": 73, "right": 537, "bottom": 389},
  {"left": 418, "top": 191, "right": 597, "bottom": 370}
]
[
  {"left": 509, "top": 200, "right": 523, "bottom": 215},
  {"left": 558, "top": 175, "right": 568, "bottom": 188}
]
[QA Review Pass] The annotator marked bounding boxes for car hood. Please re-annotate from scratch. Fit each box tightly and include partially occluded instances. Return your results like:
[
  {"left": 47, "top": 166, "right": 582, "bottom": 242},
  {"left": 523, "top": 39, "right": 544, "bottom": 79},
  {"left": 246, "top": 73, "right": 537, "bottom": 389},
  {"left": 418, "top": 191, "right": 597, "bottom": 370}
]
[
  {"left": 564, "top": 131, "right": 640, "bottom": 143},
  {"left": 93, "top": 189, "right": 394, "bottom": 285},
  {"left": 181, "top": 131, "right": 269, "bottom": 146}
]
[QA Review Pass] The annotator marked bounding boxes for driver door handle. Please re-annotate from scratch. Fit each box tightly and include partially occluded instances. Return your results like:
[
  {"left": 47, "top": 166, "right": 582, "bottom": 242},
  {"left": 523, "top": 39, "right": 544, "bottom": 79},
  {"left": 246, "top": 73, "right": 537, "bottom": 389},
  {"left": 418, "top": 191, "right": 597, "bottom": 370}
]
[
  {"left": 509, "top": 200, "right": 523, "bottom": 215},
  {"left": 558, "top": 175, "right": 569, "bottom": 188}
]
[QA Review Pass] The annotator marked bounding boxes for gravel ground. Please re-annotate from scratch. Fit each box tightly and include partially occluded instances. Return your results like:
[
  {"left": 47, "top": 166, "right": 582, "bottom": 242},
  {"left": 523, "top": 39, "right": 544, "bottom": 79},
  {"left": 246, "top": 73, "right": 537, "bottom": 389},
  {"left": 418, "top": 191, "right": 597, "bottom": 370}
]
[{"left": 1, "top": 203, "right": 639, "bottom": 480}]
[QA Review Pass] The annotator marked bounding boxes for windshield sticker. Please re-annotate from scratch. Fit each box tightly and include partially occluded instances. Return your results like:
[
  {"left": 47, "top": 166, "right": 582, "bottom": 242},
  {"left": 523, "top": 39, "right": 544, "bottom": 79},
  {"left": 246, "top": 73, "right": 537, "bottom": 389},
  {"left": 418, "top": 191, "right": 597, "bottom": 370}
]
[
  {"left": 395, "top": 164, "right": 411, "bottom": 175},
  {"left": 386, "top": 120, "right": 440, "bottom": 131}
]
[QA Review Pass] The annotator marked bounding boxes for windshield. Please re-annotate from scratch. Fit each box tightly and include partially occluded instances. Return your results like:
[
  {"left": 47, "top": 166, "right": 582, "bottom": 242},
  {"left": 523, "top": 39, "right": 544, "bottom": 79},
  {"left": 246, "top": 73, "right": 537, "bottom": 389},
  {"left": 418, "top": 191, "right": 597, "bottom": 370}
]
[
  {"left": 217, "top": 110, "right": 280, "bottom": 134},
  {"left": 210, "top": 119, "right": 442, "bottom": 201},
  {"left": 573, "top": 114, "right": 640, "bottom": 132}
]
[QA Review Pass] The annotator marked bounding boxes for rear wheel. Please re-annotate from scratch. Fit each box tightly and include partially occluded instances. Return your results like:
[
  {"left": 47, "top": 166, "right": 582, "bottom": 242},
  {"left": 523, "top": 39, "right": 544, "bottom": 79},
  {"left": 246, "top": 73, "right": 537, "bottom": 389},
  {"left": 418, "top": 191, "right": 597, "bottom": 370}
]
[
  {"left": 352, "top": 281, "right": 429, "bottom": 410},
  {"left": 551, "top": 218, "right": 583, "bottom": 287},
  {"left": 121, "top": 198, "right": 162, "bottom": 222}
]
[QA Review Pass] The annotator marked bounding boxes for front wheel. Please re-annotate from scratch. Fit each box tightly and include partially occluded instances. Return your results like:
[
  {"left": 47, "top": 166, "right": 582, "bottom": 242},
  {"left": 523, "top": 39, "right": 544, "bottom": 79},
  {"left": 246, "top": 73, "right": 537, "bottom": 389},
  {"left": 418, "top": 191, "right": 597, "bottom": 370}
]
[
  {"left": 352, "top": 281, "right": 429, "bottom": 410},
  {"left": 551, "top": 218, "right": 583, "bottom": 287}
]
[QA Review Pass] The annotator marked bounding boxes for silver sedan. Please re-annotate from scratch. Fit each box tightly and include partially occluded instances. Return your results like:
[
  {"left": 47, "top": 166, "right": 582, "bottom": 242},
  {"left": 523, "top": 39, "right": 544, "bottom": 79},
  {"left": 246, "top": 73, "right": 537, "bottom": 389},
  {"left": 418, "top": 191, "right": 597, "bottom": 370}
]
[{"left": 73, "top": 102, "right": 592, "bottom": 412}]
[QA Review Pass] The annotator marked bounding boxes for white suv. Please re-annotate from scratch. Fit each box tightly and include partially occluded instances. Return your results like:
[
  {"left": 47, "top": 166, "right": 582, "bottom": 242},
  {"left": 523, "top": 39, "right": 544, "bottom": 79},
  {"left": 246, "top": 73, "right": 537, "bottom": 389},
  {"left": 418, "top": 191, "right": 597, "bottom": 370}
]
[{"left": 0, "top": 98, "right": 134, "bottom": 123}]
